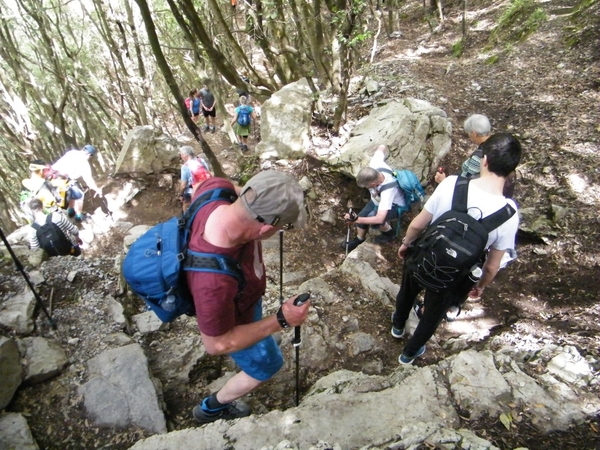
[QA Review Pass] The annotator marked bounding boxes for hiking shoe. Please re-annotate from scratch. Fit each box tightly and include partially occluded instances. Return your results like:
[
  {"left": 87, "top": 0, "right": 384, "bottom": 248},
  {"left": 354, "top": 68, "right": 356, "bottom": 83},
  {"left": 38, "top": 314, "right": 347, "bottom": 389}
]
[
  {"left": 399, "top": 345, "right": 426, "bottom": 365},
  {"left": 445, "top": 306, "right": 461, "bottom": 322},
  {"left": 211, "top": 126, "right": 216, "bottom": 133},
  {"left": 203, "top": 125, "right": 210, "bottom": 132},
  {"left": 67, "top": 208, "right": 76, "bottom": 218},
  {"left": 390, "top": 312, "right": 404, "bottom": 338},
  {"left": 192, "top": 398, "right": 252, "bottom": 424},
  {"left": 342, "top": 237, "right": 365, "bottom": 253},
  {"left": 75, "top": 214, "right": 84, "bottom": 222},
  {"left": 372, "top": 229, "right": 396, "bottom": 245},
  {"left": 241, "top": 144, "right": 248, "bottom": 152}
]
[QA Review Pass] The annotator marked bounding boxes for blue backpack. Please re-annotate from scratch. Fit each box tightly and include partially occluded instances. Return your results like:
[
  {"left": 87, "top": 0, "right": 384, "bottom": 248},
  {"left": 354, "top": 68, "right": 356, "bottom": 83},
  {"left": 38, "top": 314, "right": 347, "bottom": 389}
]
[
  {"left": 191, "top": 97, "right": 200, "bottom": 115},
  {"left": 122, "top": 188, "right": 244, "bottom": 322},
  {"left": 237, "top": 106, "right": 251, "bottom": 127},
  {"left": 379, "top": 168, "right": 426, "bottom": 214}
]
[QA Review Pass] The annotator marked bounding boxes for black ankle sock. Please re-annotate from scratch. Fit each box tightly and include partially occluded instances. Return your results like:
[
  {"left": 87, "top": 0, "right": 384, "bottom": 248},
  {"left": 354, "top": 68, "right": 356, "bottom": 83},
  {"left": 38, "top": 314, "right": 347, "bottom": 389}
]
[{"left": 205, "top": 393, "right": 227, "bottom": 411}]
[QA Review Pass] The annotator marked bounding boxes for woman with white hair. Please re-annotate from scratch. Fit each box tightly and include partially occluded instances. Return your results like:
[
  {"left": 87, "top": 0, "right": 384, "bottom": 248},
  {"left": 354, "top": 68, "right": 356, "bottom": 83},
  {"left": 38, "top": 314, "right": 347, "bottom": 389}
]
[
  {"left": 435, "top": 114, "right": 491, "bottom": 184},
  {"left": 435, "top": 114, "right": 515, "bottom": 198}
]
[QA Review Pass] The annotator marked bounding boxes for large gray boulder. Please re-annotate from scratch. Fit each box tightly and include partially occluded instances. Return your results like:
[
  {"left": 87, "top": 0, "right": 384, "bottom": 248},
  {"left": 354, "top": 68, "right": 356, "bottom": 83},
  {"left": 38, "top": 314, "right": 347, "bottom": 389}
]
[
  {"left": 0, "top": 288, "right": 36, "bottom": 335},
  {"left": 0, "top": 413, "right": 39, "bottom": 450},
  {"left": 114, "top": 126, "right": 182, "bottom": 175},
  {"left": 330, "top": 98, "right": 452, "bottom": 181},
  {"left": 0, "top": 338, "right": 22, "bottom": 410},
  {"left": 78, "top": 343, "right": 167, "bottom": 434},
  {"left": 19, "top": 337, "right": 68, "bottom": 384},
  {"left": 255, "top": 79, "right": 314, "bottom": 160}
]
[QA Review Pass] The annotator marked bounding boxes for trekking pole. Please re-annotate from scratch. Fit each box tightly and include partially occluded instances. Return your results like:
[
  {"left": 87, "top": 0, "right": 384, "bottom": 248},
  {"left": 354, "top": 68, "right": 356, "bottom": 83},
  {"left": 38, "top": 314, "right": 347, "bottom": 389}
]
[
  {"left": 0, "top": 227, "right": 57, "bottom": 329},
  {"left": 279, "top": 229, "right": 284, "bottom": 305},
  {"left": 345, "top": 207, "right": 352, "bottom": 257},
  {"left": 292, "top": 292, "right": 311, "bottom": 406}
]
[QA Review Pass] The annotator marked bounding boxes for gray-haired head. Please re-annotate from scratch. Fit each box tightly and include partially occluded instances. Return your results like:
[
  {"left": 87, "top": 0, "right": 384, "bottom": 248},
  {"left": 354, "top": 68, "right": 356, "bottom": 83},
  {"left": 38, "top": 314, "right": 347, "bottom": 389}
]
[
  {"left": 239, "top": 95, "right": 248, "bottom": 106},
  {"left": 29, "top": 198, "right": 43, "bottom": 212},
  {"left": 179, "top": 146, "right": 194, "bottom": 157},
  {"left": 356, "top": 167, "right": 380, "bottom": 188},
  {"left": 464, "top": 114, "right": 491, "bottom": 137}
]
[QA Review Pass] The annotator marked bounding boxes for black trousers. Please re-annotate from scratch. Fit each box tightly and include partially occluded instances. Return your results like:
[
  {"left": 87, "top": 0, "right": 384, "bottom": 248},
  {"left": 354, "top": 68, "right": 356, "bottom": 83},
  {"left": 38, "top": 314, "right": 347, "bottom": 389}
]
[{"left": 393, "top": 258, "right": 475, "bottom": 357}]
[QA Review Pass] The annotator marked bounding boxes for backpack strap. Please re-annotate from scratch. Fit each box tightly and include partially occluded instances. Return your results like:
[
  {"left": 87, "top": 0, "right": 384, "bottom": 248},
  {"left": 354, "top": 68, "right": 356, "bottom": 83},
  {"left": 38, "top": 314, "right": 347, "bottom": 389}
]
[
  {"left": 376, "top": 168, "right": 397, "bottom": 192},
  {"left": 452, "top": 176, "right": 516, "bottom": 231},
  {"left": 184, "top": 251, "right": 244, "bottom": 288},
  {"left": 180, "top": 188, "right": 238, "bottom": 230},
  {"left": 451, "top": 176, "right": 470, "bottom": 213},
  {"left": 31, "top": 214, "right": 53, "bottom": 232},
  {"left": 181, "top": 190, "right": 246, "bottom": 297},
  {"left": 480, "top": 203, "right": 516, "bottom": 233}
]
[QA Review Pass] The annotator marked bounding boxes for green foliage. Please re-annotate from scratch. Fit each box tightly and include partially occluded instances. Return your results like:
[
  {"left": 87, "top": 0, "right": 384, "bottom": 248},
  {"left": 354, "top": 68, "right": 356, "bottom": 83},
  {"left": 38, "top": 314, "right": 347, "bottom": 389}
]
[
  {"left": 237, "top": 155, "right": 261, "bottom": 185},
  {"left": 451, "top": 39, "right": 465, "bottom": 57},
  {"left": 486, "top": 54, "right": 500, "bottom": 64},
  {"left": 565, "top": 0, "right": 599, "bottom": 47},
  {"left": 332, "top": 0, "right": 371, "bottom": 48},
  {"left": 489, "top": 0, "right": 547, "bottom": 46}
]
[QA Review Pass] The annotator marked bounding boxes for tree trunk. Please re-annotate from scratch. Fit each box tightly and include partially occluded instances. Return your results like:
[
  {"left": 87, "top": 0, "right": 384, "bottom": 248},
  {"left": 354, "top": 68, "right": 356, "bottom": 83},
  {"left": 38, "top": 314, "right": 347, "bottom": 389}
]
[{"left": 133, "top": 0, "right": 225, "bottom": 178}]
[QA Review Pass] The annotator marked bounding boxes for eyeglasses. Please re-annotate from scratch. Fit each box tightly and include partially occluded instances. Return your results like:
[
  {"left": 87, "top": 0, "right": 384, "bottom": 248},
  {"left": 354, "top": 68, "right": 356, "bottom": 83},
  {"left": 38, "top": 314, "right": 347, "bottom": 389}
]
[{"left": 255, "top": 214, "right": 293, "bottom": 230}]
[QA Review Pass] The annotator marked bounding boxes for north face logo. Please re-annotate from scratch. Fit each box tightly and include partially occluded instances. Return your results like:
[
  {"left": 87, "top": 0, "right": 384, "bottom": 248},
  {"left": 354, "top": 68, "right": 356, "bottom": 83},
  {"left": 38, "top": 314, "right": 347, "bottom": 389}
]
[{"left": 445, "top": 248, "right": 457, "bottom": 258}]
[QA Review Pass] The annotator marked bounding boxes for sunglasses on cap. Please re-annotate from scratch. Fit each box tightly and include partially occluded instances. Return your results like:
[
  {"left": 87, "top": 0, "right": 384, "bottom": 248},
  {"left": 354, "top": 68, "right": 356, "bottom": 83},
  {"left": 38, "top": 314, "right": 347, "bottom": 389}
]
[{"left": 255, "top": 214, "right": 294, "bottom": 230}]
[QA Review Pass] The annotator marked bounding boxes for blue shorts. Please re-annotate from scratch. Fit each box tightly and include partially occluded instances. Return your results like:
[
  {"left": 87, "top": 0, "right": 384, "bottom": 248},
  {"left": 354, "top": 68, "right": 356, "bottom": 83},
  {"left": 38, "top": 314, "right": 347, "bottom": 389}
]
[
  {"left": 356, "top": 200, "right": 400, "bottom": 230},
  {"left": 229, "top": 300, "right": 283, "bottom": 381},
  {"left": 67, "top": 183, "right": 84, "bottom": 201}
]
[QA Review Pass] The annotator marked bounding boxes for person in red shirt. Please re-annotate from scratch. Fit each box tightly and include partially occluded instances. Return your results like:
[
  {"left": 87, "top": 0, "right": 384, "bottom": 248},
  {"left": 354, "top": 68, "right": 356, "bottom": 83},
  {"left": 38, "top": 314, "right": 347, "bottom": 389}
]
[{"left": 187, "top": 170, "right": 310, "bottom": 424}]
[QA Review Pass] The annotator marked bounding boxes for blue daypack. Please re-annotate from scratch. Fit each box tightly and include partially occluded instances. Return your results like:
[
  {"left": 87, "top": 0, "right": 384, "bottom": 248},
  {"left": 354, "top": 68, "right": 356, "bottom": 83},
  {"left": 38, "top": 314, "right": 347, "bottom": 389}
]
[
  {"left": 237, "top": 106, "right": 251, "bottom": 126},
  {"left": 379, "top": 168, "right": 426, "bottom": 214},
  {"left": 122, "top": 188, "right": 243, "bottom": 322},
  {"left": 191, "top": 97, "right": 201, "bottom": 115}
]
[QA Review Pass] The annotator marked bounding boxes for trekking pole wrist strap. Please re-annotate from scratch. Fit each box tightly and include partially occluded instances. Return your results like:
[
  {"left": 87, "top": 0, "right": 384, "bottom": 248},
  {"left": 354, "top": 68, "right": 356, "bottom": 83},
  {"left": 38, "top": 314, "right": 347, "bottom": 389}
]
[{"left": 276, "top": 307, "right": 290, "bottom": 329}]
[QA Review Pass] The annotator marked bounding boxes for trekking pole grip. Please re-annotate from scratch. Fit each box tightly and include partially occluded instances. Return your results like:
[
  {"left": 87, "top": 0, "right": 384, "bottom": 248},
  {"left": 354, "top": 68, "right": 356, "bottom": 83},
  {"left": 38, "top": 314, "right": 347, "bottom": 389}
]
[
  {"left": 294, "top": 293, "right": 310, "bottom": 306},
  {"left": 292, "top": 293, "right": 310, "bottom": 347}
]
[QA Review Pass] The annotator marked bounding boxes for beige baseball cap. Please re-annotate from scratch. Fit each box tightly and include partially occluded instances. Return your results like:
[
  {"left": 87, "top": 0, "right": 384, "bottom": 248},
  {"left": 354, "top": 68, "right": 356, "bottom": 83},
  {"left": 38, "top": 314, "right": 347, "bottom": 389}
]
[{"left": 240, "top": 171, "right": 307, "bottom": 228}]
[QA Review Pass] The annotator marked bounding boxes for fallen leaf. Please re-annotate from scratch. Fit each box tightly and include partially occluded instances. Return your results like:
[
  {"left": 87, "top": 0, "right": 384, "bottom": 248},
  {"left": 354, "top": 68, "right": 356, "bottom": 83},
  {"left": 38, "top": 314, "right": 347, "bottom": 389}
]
[{"left": 500, "top": 412, "right": 512, "bottom": 431}]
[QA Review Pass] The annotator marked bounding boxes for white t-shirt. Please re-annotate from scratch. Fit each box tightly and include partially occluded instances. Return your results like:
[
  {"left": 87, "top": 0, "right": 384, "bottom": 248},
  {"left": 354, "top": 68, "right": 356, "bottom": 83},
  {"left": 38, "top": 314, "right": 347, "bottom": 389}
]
[
  {"left": 368, "top": 151, "right": 405, "bottom": 211},
  {"left": 52, "top": 150, "right": 95, "bottom": 188},
  {"left": 425, "top": 175, "right": 518, "bottom": 251}
]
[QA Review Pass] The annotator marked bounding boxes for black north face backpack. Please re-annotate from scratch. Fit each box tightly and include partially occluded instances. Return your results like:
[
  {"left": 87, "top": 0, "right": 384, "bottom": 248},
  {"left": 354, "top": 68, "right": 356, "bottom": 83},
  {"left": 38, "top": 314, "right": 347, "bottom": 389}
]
[
  {"left": 405, "top": 177, "right": 515, "bottom": 292},
  {"left": 32, "top": 215, "right": 73, "bottom": 256}
]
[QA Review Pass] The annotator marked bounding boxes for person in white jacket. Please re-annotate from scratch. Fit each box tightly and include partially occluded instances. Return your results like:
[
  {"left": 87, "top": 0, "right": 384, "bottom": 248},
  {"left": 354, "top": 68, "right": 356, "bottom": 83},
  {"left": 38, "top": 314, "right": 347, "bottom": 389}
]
[{"left": 51, "top": 145, "right": 102, "bottom": 222}]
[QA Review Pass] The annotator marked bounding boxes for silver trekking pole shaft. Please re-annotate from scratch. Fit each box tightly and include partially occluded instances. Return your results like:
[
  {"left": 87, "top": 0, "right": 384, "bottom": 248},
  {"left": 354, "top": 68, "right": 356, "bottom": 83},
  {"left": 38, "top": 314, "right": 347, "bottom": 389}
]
[
  {"left": 292, "top": 293, "right": 310, "bottom": 406},
  {"left": 345, "top": 208, "right": 352, "bottom": 257},
  {"left": 279, "top": 229, "right": 284, "bottom": 305}
]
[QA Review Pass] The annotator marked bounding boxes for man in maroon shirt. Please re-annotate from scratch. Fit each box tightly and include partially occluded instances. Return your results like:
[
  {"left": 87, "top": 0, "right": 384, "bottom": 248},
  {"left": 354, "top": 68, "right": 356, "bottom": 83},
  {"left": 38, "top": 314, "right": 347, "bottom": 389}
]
[{"left": 187, "top": 170, "right": 310, "bottom": 424}]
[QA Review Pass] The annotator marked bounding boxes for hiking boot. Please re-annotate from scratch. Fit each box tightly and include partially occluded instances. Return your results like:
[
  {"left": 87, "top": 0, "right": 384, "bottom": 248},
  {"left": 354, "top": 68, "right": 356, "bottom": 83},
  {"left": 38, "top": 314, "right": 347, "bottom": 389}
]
[
  {"left": 390, "top": 312, "right": 404, "bottom": 339},
  {"left": 192, "top": 398, "right": 252, "bottom": 424},
  {"left": 342, "top": 237, "right": 365, "bottom": 253},
  {"left": 241, "top": 144, "right": 248, "bottom": 152},
  {"left": 445, "top": 305, "right": 461, "bottom": 322},
  {"left": 399, "top": 345, "right": 426, "bottom": 365},
  {"left": 372, "top": 229, "right": 396, "bottom": 245}
]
